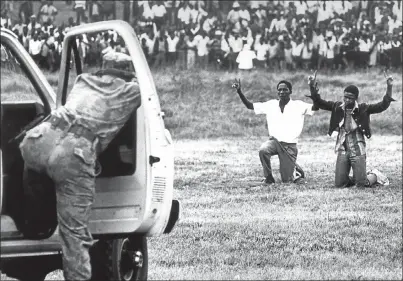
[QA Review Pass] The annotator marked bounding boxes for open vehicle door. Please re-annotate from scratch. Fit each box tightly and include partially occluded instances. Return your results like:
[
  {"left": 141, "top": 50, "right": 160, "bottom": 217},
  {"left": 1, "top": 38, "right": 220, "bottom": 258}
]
[{"left": 58, "top": 20, "right": 179, "bottom": 237}]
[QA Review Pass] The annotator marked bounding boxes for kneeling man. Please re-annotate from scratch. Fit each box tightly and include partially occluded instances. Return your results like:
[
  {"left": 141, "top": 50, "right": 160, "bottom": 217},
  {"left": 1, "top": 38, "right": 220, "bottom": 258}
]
[{"left": 233, "top": 79, "right": 316, "bottom": 184}]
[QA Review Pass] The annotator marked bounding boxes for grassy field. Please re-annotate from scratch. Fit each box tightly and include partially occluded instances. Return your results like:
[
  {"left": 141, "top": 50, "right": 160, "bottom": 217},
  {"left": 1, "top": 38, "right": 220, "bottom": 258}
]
[{"left": 1, "top": 67, "right": 402, "bottom": 280}]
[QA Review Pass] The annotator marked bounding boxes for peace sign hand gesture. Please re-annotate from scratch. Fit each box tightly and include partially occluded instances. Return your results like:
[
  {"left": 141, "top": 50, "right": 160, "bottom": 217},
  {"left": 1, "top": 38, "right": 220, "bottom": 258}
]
[
  {"left": 308, "top": 70, "right": 318, "bottom": 88},
  {"left": 232, "top": 78, "right": 242, "bottom": 91}
]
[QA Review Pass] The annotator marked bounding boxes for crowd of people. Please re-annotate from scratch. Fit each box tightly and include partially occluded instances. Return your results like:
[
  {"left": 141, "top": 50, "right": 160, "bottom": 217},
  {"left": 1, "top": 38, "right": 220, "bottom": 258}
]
[{"left": 1, "top": 0, "right": 402, "bottom": 72}]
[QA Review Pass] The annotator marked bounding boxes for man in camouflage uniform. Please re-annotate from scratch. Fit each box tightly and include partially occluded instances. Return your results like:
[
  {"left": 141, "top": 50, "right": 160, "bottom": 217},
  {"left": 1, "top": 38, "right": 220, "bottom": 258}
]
[{"left": 19, "top": 66, "right": 141, "bottom": 280}]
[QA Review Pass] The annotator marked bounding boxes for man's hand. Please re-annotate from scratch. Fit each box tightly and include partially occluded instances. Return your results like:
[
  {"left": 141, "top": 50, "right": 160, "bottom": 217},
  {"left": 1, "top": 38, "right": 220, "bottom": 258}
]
[
  {"left": 232, "top": 78, "right": 241, "bottom": 91},
  {"left": 384, "top": 70, "right": 393, "bottom": 86},
  {"left": 308, "top": 70, "right": 317, "bottom": 88}
]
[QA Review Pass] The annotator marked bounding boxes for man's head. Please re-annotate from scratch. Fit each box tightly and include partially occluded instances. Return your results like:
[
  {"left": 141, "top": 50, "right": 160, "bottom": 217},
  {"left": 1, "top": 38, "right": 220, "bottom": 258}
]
[
  {"left": 343, "top": 85, "right": 359, "bottom": 108},
  {"left": 277, "top": 80, "right": 292, "bottom": 101}
]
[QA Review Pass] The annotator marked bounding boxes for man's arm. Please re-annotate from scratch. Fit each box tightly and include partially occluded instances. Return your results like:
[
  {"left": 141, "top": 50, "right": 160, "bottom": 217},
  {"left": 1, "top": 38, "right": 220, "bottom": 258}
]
[
  {"left": 366, "top": 73, "right": 396, "bottom": 114},
  {"left": 306, "top": 70, "right": 335, "bottom": 111},
  {"left": 232, "top": 79, "right": 254, "bottom": 110}
]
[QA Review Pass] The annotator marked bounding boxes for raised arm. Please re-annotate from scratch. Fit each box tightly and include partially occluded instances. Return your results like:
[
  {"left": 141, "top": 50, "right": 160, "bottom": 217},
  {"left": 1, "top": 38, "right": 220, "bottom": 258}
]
[
  {"left": 305, "top": 70, "right": 335, "bottom": 111},
  {"left": 232, "top": 78, "right": 254, "bottom": 110},
  {"left": 366, "top": 72, "right": 396, "bottom": 114}
]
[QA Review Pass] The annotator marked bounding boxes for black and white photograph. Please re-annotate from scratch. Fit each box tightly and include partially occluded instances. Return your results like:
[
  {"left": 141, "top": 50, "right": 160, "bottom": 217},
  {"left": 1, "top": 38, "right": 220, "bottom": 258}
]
[{"left": 0, "top": 0, "right": 402, "bottom": 280}]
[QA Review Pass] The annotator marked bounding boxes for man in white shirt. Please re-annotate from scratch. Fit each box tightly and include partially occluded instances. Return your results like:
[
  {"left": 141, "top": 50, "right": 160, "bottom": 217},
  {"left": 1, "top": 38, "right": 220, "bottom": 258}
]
[
  {"left": 151, "top": 1, "right": 167, "bottom": 30},
  {"left": 233, "top": 79, "right": 315, "bottom": 183},
  {"left": 29, "top": 33, "right": 43, "bottom": 65},
  {"left": 39, "top": 1, "right": 58, "bottom": 24},
  {"left": 177, "top": 1, "right": 191, "bottom": 28},
  {"left": 236, "top": 44, "right": 256, "bottom": 70}
]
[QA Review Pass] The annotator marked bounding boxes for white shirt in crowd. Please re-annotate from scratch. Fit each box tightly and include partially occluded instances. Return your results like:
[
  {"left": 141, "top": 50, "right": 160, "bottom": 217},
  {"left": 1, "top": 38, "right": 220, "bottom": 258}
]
[
  {"left": 291, "top": 41, "right": 304, "bottom": 57},
  {"left": 255, "top": 41, "right": 269, "bottom": 61},
  {"left": 319, "top": 36, "right": 336, "bottom": 58},
  {"left": 74, "top": 0, "right": 86, "bottom": 10},
  {"left": 236, "top": 45, "right": 256, "bottom": 69},
  {"left": 40, "top": 4, "right": 58, "bottom": 23},
  {"left": 358, "top": 38, "right": 371, "bottom": 52},
  {"left": 1, "top": 17, "right": 12, "bottom": 28},
  {"left": 301, "top": 41, "right": 313, "bottom": 59},
  {"left": 166, "top": 35, "right": 179, "bottom": 52},
  {"left": 177, "top": 5, "right": 191, "bottom": 24},
  {"left": 239, "top": 9, "right": 251, "bottom": 22},
  {"left": 254, "top": 99, "right": 314, "bottom": 143},
  {"left": 269, "top": 17, "right": 287, "bottom": 32},
  {"left": 194, "top": 35, "right": 209, "bottom": 56},
  {"left": 28, "top": 22, "right": 42, "bottom": 32},
  {"left": 228, "top": 36, "right": 244, "bottom": 53},
  {"left": 29, "top": 39, "right": 42, "bottom": 56},
  {"left": 152, "top": 4, "right": 167, "bottom": 18},
  {"left": 139, "top": 1, "right": 154, "bottom": 20}
]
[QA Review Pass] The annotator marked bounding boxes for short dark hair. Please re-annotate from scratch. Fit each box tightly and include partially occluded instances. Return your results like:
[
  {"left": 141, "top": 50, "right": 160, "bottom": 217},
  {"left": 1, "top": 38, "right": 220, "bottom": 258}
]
[{"left": 277, "top": 80, "right": 292, "bottom": 91}]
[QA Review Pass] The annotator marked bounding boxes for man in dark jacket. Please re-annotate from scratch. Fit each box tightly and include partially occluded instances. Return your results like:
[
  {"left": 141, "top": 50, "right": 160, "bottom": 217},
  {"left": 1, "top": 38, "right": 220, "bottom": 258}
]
[{"left": 307, "top": 71, "right": 395, "bottom": 187}]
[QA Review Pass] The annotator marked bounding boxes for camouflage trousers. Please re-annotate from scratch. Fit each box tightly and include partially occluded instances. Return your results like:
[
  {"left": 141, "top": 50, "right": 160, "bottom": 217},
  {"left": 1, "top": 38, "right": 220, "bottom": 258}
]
[{"left": 19, "top": 121, "right": 96, "bottom": 281}]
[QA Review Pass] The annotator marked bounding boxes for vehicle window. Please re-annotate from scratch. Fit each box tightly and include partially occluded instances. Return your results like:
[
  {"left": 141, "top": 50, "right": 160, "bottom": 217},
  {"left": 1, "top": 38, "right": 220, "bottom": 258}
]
[{"left": 1, "top": 43, "right": 43, "bottom": 105}]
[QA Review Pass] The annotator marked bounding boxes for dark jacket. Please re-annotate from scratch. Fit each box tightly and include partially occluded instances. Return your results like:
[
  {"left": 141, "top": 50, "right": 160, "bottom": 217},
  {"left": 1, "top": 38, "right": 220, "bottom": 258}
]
[{"left": 309, "top": 86, "right": 395, "bottom": 139}]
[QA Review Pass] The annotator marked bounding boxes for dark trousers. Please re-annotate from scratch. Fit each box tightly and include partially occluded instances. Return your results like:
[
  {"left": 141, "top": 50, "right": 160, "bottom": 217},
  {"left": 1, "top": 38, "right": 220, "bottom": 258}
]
[
  {"left": 335, "top": 152, "right": 369, "bottom": 187},
  {"left": 259, "top": 139, "right": 298, "bottom": 183}
]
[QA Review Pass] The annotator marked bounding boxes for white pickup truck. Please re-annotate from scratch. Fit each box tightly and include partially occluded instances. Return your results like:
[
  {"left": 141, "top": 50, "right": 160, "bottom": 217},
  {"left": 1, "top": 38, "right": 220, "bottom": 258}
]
[{"left": 1, "top": 20, "right": 180, "bottom": 281}]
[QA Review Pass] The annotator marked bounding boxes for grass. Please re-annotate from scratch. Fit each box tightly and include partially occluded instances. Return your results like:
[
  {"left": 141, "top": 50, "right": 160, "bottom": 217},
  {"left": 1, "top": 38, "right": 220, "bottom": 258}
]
[{"left": 1, "top": 67, "right": 402, "bottom": 280}]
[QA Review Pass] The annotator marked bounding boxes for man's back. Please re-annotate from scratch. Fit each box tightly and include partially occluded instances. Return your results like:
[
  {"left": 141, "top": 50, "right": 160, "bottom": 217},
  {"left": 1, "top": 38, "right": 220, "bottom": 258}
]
[{"left": 57, "top": 73, "right": 141, "bottom": 152}]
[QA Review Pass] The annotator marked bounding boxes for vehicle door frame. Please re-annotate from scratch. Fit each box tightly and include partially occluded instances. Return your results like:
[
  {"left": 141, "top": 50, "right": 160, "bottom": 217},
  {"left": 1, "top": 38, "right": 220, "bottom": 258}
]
[
  {"left": 57, "top": 21, "right": 161, "bottom": 235},
  {"left": 1, "top": 28, "right": 56, "bottom": 214}
]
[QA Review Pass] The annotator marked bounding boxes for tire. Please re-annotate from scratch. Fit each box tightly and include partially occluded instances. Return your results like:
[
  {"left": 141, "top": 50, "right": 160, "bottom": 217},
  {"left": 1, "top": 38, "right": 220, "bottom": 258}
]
[{"left": 91, "top": 236, "right": 148, "bottom": 281}]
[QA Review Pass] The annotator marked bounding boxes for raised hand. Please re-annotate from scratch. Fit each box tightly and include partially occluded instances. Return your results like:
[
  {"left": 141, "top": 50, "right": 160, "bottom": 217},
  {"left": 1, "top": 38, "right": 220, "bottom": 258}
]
[
  {"left": 232, "top": 78, "right": 242, "bottom": 91},
  {"left": 384, "top": 70, "right": 393, "bottom": 86},
  {"left": 308, "top": 70, "right": 317, "bottom": 88}
]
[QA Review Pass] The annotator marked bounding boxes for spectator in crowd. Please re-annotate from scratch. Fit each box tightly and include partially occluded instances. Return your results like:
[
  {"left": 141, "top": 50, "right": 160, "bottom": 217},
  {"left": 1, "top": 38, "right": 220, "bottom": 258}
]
[
  {"left": 236, "top": 43, "right": 256, "bottom": 71},
  {"left": 254, "top": 35, "right": 269, "bottom": 69},
  {"left": 89, "top": 0, "right": 102, "bottom": 22},
  {"left": 195, "top": 31, "right": 209, "bottom": 68},
  {"left": 301, "top": 35, "right": 314, "bottom": 70},
  {"left": 1, "top": 10, "right": 12, "bottom": 29},
  {"left": 267, "top": 36, "right": 279, "bottom": 69},
  {"left": 38, "top": 1, "right": 58, "bottom": 25},
  {"left": 27, "top": 15, "right": 41, "bottom": 34},
  {"left": 176, "top": 31, "right": 187, "bottom": 70},
  {"left": 227, "top": 1, "right": 242, "bottom": 33},
  {"left": 177, "top": 1, "right": 191, "bottom": 29},
  {"left": 186, "top": 33, "right": 197, "bottom": 69},
  {"left": 291, "top": 36, "right": 304, "bottom": 70},
  {"left": 166, "top": 29, "right": 179, "bottom": 66},
  {"left": 228, "top": 31, "right": 243, "bottom": 71},
  {"left": 19, "top": 1, "right": 33, "bottom": 24},
  {"left": 74, "top": 0, "right": 87, "bottom": 24},
  {"left": 101, "top": 0, "right": 116, "bottom": 20},
  {"left": 28, "top": 32, "right": 42, "bottom": 65},
  {"left": 153, "top": 33, "right": 167, "bottom": 68},
  {"left": 12, "top": 18, "right": 26, "bottom": 36},
  {"left": 1, "top": 0, "right": 401, "bottom": 73},
  {"left": 151, "top": 1, "right": 167, "bottom": 31}
]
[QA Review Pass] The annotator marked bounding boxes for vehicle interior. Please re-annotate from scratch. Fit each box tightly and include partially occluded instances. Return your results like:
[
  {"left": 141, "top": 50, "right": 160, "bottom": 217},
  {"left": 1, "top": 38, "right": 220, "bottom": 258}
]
[{"left": 1, "top": 35, "right": 138, "bottom": 240}]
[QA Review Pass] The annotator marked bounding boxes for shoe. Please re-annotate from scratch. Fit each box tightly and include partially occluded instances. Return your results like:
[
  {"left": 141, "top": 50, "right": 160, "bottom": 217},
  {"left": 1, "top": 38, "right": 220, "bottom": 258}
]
[
  {"left": 367, "top": 169, "right": 389, "bottom": 186},
  {"left": 293, "top": 178, "right": 306, "bottom": 184}
]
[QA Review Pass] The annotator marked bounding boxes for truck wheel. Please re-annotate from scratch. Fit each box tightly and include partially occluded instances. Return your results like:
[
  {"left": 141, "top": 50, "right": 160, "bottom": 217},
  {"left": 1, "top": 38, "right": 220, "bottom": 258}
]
[{"left": 91, "top": 236, "right": 148, "bottom": 281}]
